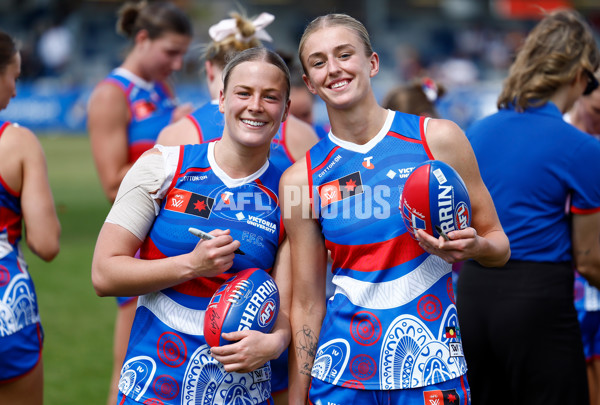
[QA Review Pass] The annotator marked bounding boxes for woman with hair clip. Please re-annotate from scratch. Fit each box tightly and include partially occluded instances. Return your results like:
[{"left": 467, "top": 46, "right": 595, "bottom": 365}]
[
  {"left": 459, "top": 9, "right": 600, "bottom": 405},
  {"left": 92, "top": 47, "right": 292, "bottom": 405},
  {"left": 156, "top": 11, "right": 318, "bottom": 173},
  {"left": 281, "top": 13, "right": 509, "bottom": 405},
  {"left": 0, "top": 30, "right": 61, "bottom": 405},
  {"left": 86, "top": 2, "right": 192, "bottom": 404},
  {"left": 382, "top": 77, "right": 446, "bottom": 118}
]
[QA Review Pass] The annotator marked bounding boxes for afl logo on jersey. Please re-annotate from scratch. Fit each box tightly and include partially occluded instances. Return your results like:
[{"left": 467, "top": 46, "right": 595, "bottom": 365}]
[
  {"left": 258, "top": 298, "right": 277, "bottom": 327},
  {"left": 209, "top": 183, "right": 279, "bottom": 222}
]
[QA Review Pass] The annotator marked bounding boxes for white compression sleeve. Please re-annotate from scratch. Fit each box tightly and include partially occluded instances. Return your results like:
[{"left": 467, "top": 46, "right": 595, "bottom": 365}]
[{"left": 105, "top": 151, "right": 168, "bottom": 241}]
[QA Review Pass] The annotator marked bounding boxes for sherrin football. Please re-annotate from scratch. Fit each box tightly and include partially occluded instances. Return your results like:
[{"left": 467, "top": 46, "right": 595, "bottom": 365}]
[
  {"left": 204, "top": 268, "right": 280, "bottom": 347},
  {"left": 400, "top": 160, "right": 471, "bottom": 240}
]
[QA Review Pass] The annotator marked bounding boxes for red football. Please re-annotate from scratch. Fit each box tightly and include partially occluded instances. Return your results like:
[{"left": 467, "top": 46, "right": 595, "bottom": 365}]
[{"left": 204, "top": 268, "right": 280, "bottom": 347}]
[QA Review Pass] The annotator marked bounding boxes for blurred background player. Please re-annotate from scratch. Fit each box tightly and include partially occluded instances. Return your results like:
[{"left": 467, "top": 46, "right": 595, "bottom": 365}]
[
  {"left": 568, "top": 74, "right": 600, "bottom": 405},
  {"left": 382, "top": 77, "right": 446, "bottom": 118},
  {"left": 85, "top": 2, "right": 192, "bottom": 404},
  {"left": 459, "top": 10, "right": 600, "bottom": 405},
  {"left": 0, "top": 30, "right": 60, "bottom": 405},
  {"left": 91, "top": 47, "right": 292, "bottom": 405}
]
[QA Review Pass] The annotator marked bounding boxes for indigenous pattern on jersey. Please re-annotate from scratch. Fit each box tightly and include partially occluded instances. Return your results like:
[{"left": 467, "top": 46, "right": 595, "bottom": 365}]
[
  {"left": 0, "top": 121, "right": 42, "bottom": 341},
  {"left": 118, "top": 142, "right": 284, "bottom": 405},
  {"left": 306, "top": 110, "right": 466, "bottom": 390},
  {"left": 187, "top": 102, "right": 225, "bottom": 144},
  {"left": 187, "top": 103, "right": 294, "bottom": 171},
  {"left": 103, "top": 68, "right": 177, "bottom": 162}
]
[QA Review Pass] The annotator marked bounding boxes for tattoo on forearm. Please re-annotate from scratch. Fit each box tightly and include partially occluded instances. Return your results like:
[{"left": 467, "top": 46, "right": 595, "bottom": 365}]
[{"left": 295, "top": 325, "right": 318, "bottom": 376}]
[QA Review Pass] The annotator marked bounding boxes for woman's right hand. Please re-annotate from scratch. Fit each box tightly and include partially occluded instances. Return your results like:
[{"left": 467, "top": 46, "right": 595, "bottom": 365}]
[{"left": 188, "top": 229, "right": 241, "bottom": 277}]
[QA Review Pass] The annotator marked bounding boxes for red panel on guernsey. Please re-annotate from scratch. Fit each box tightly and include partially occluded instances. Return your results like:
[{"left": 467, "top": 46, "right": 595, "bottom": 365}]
[
  {"left": 326, "top": 232, "right": 424, "bottom": 272},
  {"left": 140, "top": 236, "right": 273, "bottom": 297}
]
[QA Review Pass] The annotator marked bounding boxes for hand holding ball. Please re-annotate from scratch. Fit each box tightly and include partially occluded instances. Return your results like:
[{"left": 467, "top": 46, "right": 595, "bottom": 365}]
[{"left": 400, "top": 160, "right": 471, "bottom": 240}]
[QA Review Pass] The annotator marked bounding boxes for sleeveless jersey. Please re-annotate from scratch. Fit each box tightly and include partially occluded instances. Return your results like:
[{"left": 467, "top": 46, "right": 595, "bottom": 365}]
[
  {"left": 307, "top": 110, "right": 466, "bottom": 390},
  {"left": 103, "top": 68, "right": 177, "bottom": 162},
  {"left": 187, "top": 102, "right": 294, "bottom": 171},
  {"left": 118, "top": 142, "right": 284, "bottom": 405},
  {"left": 0, "top": 121, "right": 41, "bottom": 340},
  {"left": 269, "top": 120, "right": 295, "bottom": 172},
  {"left": 186, "top": 102, "right": 225, "bottom": 143}
]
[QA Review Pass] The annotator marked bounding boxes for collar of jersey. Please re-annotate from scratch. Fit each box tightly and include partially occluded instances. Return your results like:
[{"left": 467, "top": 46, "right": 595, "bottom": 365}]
[
  {"left": 207, "top": 141, "right": 269, "bottom": 189},
  {"left": 328, "top": 109, "right": 395, "bottom": 154},
  {"left": 113, "top": 67, "right": 155, "bottom": 91}
]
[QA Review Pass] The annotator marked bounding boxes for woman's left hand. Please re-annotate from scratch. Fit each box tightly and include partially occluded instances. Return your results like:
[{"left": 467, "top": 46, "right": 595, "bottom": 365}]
[
  {"left": 415, "top": 227, "right": 479, "bottom": 264},
  {"left": 209, "top": 330, "right": 284, "bottom": 373}
]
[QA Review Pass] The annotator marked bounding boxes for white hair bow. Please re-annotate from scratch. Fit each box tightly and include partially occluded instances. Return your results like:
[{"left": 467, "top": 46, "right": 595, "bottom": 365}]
[{"left": 208, "top": 12, "right": 275, "bottom": 43}]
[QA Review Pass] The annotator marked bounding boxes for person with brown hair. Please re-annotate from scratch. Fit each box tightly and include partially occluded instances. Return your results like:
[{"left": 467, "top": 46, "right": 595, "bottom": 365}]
[
  {"left": 86, "top": 2, "right": 192, "bottom": 404},
  {"left": 92, "top": 47, "right": 292, "bottom": 405},
  {"left": 281, "top": 13, "right": 509, "bottom": 405},
  {"left": 0, "top": 30, "right": 60, "bottom": 405},
  {"left": 459, "top": 9, "right": 600, "bottom": 405},
  {"left": 382, "top": 77, "right": 446, "bottom": 118}
]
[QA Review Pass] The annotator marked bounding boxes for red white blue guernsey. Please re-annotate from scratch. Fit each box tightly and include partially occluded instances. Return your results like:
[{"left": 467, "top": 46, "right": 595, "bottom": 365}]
[
  {"left": 0, "top": 121, "right": 41, "bottom": 342},
  {"left": 307, "top": 110, "right": 466, "bottom": 390},
  {"left": 186, "top": 102, "right": 225, "bottom": 144},
  {"left": 117, "top": 142, "right": 284, "bottom": 404},
  {"left": 187, "top": 102, "right": 294, "bottom": 171},
  {"left": 103, "top": 68, "right": 177, "bottom": 162}
]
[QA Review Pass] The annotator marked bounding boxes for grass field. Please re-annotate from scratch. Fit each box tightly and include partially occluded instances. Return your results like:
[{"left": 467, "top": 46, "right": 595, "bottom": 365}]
[{"left": 24, "top": 134, "right": 115, "bottom": 404}]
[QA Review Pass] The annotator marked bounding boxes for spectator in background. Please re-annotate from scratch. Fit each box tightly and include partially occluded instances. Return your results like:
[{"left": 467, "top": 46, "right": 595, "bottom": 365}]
[
  {"left": 567, "top": 77, "right": 600, "bottom": 405},
  {"left": 459, "top": 10, "right": 600, "bottom": 405},
  {"left": 86, "top": 2, "right": 192, "bottom": 405},
  {"left": 381, "top": 77, "right": 446, "bottom": 117},
  {"left": 0, "top": 30, "right": 60, "bottom": 405},
  {"left": 37, "top": 20, "right": 73, "bottom": 77}
]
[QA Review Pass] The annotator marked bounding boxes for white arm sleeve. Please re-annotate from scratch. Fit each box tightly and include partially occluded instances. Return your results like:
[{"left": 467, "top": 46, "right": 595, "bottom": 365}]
[{"left": 105, "top": 145, "right": 181, "bottom": 240}]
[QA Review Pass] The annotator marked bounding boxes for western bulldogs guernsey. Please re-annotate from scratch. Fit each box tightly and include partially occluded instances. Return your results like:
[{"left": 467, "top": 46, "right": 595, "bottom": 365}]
[
  {"left": 0, "top": 121, "right": 42, "bottom": 355},
  {"left": 187, "top": 102, "right": 294, "bottom": 171},
  {"left": 186, "top": 102, "right": 225, "bottom": 144},
  {"left": 307, "top": 110, "right": 466, "bottom": 390},
  {"left": 117, "top": 142, "right": 284, "bottom": 405},
  {"left": 103, "top": 68, "right": 177, "bottom": 162}
]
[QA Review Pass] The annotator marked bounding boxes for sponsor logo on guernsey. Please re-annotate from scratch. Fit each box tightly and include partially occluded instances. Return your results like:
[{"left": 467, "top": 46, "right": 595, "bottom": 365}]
[
  {"left": 423, "top": 389, "right": 460, "bottom": 405},
  {"left": 246, "top": 216, "right": 277, "bottom": 234},
  {"left": 238, "top": 278, "right": 278, "bottom": 331},
  {"left": 386, "top": 166, "right": 415, "bottom": 180},
  {"left": 251, "top": 365, "right": 271, "bottom": 383},
  {"left": 131, "top": 100, "right": 156, "bottom": 120},
  {"left": 318, "top": 171, "right": 364, "bottom": 207},
  {"left": 362, "top": 156, "right": 374, "bottom": 169},
  {"left": 317, "top": 154, "right": 342, "bottom": 178},
  {"left": 449, "top": 342, "right": 464, "bottom": 357},
  {"left": 164, "top": 188, "right": 214, "bottom": 219}
]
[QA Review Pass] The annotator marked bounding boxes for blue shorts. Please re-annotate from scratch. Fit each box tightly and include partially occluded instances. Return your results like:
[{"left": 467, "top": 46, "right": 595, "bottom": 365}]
[
  {"left": 270, "top": 348, "right": 289, "bottom": 393},
  {"left": 578, "top": 310, "right": 600, "bottom": 362},
  {"left": 0, "top": 323, "right": 43, "bottom": 383},
  {"left": 309, "top": 375, "right": 470, "bottom": 405}
]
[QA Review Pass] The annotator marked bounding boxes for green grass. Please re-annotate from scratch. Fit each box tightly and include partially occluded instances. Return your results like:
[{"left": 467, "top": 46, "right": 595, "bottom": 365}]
[{"left": 24, "top": 134, "right": 115, "bottom": 404}]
